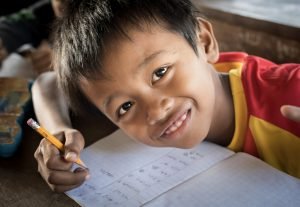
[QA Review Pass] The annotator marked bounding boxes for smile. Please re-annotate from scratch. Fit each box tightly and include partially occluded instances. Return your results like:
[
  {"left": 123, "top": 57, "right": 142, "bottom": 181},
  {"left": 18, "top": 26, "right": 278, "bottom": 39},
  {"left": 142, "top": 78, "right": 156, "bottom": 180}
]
[{"left": 163, "top": 110, "right": 189, "bottom": 135}]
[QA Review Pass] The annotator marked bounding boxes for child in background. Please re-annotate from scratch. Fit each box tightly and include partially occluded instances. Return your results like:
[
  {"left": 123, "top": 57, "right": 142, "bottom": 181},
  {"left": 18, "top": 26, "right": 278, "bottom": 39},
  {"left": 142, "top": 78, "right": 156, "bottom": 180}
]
[
  {"left": 31, "top": 0, "right": 300, "bottom": 192},
  {"left": 0, "top": 0, "right": 65, "bottom": 77}
]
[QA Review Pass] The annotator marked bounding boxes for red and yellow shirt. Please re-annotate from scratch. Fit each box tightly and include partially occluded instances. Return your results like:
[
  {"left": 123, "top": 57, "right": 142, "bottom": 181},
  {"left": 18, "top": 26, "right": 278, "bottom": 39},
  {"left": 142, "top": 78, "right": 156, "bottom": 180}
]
[{"left": 215, "top": 52, "right": 300, "bottom": 178}]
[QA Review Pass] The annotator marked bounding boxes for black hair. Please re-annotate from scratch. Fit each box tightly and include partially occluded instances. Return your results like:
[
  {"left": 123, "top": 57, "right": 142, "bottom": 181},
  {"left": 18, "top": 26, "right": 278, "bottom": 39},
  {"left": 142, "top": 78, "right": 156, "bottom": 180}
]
[{"left": 52, "top": 0, "right": 202, "bottom": 114}]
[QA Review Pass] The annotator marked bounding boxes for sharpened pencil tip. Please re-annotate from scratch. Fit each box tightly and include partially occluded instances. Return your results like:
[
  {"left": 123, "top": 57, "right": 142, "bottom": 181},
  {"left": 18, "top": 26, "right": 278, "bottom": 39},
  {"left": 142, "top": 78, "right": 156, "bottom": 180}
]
[{"left": 77, "top": 159, "right": 88, "bottom": 169}]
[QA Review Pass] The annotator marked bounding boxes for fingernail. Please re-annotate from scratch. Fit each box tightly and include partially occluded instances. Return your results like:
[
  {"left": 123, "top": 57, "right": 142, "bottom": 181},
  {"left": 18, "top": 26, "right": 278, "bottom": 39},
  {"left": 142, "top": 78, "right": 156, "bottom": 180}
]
[
  {"left": 65, "top": 152, "right": 77, "bottom": 161},
  {"left": 85, "top": 174, "right": 90, "bottom": 180}
]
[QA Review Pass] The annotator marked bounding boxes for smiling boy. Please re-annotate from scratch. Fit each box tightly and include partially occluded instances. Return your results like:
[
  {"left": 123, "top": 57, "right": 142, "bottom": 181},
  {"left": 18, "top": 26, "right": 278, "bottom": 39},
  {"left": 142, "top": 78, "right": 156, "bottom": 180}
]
[{"left": 32, "top": 0, "right": 300, "bottom": 192}]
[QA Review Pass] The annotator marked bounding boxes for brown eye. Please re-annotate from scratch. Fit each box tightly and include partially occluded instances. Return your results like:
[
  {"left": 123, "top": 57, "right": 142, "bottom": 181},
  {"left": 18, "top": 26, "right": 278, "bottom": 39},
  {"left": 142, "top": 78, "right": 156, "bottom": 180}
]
[
  {"left": 152, "top": 67, "right": 168, "bottom": 83},
  {"left": 118, "top": 101, "right": 133, "bottom": 116}
]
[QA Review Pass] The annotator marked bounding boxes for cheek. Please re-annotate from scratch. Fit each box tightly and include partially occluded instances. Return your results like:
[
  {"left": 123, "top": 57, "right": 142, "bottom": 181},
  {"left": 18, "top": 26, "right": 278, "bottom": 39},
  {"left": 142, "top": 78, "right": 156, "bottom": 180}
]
[
  {"left": 172, "top": 63, "right": 214, "bottom": 99},
  {"left": 120, "top": 123, "right": 146, "bottom": 141},
  {"left": 120, "top": 123, "right": 158, "bottom": 146}
]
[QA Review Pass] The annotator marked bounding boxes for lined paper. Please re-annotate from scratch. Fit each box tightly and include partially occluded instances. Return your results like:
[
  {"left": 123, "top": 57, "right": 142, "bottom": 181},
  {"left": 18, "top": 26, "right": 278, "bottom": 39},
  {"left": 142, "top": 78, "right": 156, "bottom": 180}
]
[
  {"left": 66, "top": 130, "right": 234, "bottom": 207},
  {"left": 145, "top": 153, "right": 300, "bottom": 207}
]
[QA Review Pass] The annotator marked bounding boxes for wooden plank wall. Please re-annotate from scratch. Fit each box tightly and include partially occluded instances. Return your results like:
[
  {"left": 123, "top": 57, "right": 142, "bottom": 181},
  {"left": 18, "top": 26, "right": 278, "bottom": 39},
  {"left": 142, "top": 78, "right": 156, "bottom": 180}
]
[{"left": 192, "top": 0, "right": 300, "bottom": 63}]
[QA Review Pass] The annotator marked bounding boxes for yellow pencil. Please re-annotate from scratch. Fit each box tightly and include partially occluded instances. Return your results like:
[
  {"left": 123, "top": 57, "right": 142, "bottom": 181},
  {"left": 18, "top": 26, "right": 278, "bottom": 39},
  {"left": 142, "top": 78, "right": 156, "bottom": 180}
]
[{"left": 27, "top": 118, "right": 87, "bottom": 168}]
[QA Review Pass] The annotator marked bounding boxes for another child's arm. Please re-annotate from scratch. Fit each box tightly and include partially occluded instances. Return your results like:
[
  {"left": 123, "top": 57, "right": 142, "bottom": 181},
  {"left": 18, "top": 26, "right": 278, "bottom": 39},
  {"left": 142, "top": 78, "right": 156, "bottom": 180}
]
[
  {"left": 32, "top": 71, "right": 72, "bottom": 136},
  {"left": 281, "top": 105, "right": 300, "bottom": 123}
]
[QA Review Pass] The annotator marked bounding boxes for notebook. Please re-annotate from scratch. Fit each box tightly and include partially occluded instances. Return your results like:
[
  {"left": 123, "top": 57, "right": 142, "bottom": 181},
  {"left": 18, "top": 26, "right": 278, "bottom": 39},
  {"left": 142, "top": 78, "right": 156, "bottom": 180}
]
[{"left": 66, "top": 130, "right": 300, "bottom": 207}]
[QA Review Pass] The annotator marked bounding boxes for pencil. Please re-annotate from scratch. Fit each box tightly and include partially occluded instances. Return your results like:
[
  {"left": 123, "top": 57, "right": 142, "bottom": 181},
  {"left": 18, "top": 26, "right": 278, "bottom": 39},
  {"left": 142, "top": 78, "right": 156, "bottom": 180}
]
[{"left": 27, "top": 118, "right": 87, "bottom": 168}]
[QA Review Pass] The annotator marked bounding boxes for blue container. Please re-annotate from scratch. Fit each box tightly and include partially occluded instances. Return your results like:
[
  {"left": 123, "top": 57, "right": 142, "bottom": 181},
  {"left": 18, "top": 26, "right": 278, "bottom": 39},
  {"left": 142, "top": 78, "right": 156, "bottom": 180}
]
[{"left": 0, "top": 79, "right": 33, "bottom": 157}]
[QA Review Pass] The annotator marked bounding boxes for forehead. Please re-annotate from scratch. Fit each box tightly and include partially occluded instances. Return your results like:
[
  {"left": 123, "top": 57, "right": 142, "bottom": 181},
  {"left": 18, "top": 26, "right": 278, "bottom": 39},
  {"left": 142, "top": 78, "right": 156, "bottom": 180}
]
[{"left": 101, "top": 24, "right": 188, "bottom": 75}]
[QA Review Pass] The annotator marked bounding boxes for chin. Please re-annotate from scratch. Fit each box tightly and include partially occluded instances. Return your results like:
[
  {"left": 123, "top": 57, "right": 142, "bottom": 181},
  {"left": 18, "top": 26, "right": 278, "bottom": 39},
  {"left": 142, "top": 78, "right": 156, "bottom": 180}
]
[
  {"left": 176, "top": 139, "right": 201, "bottom": 149},
  {"left": 179, "top": 134, "right": 206, "bottom": 149}
]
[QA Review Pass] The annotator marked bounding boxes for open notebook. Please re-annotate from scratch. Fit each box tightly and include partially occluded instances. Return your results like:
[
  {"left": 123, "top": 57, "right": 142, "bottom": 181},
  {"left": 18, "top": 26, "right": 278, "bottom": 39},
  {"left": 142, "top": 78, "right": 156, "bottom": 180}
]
[{"left": 66, "top": 130, "right": 300, "bottom": 207}]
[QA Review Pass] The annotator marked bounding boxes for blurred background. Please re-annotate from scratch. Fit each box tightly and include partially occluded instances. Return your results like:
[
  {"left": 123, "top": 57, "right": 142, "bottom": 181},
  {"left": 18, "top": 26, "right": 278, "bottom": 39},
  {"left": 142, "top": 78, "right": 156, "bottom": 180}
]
[{"left": 192, "top": 0, "right": 300, "bottom": 63}]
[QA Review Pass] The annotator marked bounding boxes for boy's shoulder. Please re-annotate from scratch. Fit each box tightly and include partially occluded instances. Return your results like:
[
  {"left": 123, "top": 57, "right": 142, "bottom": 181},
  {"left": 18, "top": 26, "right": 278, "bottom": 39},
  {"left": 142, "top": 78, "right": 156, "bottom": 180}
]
[
  {"left": 240, "top": 53, "right": 300, "bottom": 138},
  {"left": 216, "top": 51, "right": 300, "bottom": 79},
  {"left": 241, "top": 53, "right": 300, "bottom": 87}
]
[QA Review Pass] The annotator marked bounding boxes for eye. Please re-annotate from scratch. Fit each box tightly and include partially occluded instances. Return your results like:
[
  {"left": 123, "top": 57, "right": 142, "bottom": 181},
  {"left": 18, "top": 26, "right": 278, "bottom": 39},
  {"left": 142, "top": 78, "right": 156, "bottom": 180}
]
[
  {"left": 152, "top": 67, "right": 168, "bottom": 83},
  {"left": 118, "top": 101, "right": 133, "bottom": 116}
]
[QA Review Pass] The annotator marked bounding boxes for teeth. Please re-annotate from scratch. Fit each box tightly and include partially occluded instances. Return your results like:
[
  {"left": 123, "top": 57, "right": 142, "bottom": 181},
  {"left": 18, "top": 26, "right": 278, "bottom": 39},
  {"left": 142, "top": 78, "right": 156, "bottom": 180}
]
[
  {"left": 164, "top": 112, "right": 188, "bottom": 135},
  {"left": 175, "top": 120, "right": 182, "bottom": 127},
  {"left": 170, "top": 126, "right": 177, "bottom": 131},
  {"left": 180, "top": 113, "right": 187, "bottom": 121}
]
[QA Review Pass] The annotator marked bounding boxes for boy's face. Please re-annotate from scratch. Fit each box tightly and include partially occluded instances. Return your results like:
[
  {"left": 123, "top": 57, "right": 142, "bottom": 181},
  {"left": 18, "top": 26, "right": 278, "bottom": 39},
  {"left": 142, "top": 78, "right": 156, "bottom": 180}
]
[{"left": 81, "top": 21, "right": 219, "bottom": 148}]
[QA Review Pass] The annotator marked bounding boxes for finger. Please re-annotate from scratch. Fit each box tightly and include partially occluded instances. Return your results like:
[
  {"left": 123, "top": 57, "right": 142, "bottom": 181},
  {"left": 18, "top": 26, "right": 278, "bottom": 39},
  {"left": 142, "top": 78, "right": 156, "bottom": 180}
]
[
  {"left": 281, "top": 105, "right": 300, "bottom": 122},
  {"left": 48, "top": 170, "right": 88, "bottom": 193},
  {"left": 46, "top": 167, "right": 89, "bottom": 186},
  {"left": 64, "top": 130, "right": 85, "bottom": 162},
  {"left": 41, "top": 138, "right": 73, "bottom": 170},
  {"left": 39, "top": 167, "right": 89, "bottom": 192},
  {"left": 49, "top": 183, "right": 84, "bottom": 193},
  {"left": 34, "top": 143, "right": 51, "bottom": 179},
  {"left": 34, "top": 144, "right": 46, "bottom": 173}
]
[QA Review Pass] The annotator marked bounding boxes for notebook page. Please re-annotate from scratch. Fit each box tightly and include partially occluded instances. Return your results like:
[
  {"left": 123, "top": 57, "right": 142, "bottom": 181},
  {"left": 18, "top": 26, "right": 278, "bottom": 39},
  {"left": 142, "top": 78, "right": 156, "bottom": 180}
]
[
  {"left": 145, "top": 152, "right": 300, "bottom": 207},
  {"left": 66, "top": 130, "right": 234, "bottom": 207}
]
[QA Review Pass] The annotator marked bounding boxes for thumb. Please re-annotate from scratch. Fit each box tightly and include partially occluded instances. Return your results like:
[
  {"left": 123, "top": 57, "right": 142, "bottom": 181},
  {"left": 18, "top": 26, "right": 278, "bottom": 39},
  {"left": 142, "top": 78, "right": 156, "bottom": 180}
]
[{"left": 63, "top": 129, "right": 85, "bottom": 162}]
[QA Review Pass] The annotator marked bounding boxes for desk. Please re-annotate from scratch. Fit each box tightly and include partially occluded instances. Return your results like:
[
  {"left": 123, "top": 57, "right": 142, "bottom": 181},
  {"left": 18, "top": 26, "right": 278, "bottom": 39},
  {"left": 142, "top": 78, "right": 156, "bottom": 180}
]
[
  {"left": 0, "top": 109, "right": 117, "bottom": 207},
  {"left": 192, "top": 0, "right": 300, "bottom": 63}
]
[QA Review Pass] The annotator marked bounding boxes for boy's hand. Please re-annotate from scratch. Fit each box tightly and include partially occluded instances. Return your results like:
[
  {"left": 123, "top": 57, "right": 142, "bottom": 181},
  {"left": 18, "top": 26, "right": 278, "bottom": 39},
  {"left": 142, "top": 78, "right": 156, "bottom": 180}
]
[
  {"left": 281, "top": 105, "right": 300, "bottom": 123},
  {"left": 34, "top": 128, "right": 89, "bottom": 192}
]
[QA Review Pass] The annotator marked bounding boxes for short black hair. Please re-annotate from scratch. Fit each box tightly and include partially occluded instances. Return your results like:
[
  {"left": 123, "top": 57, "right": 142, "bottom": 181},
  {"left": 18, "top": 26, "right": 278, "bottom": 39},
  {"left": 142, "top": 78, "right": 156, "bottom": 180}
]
[{"left": 52, "top": 0, "right": 202, "bottom": 114}]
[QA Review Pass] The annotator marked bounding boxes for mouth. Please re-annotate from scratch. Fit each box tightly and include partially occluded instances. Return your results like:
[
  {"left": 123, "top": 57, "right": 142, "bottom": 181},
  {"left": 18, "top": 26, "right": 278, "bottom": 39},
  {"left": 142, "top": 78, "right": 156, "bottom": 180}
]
[{"left": 160, "top": 109, "right": 191, "bottom": 138}]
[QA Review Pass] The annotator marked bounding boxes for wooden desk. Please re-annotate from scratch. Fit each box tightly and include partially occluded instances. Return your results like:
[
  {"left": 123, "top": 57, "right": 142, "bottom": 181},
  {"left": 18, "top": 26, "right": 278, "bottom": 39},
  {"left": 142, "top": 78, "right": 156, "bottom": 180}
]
[
  {"left": 192, "top": 0, "right": 300, "bottom": 63},
  {"left": 0, "top": 109, "right": 117, "bottom": 207}
]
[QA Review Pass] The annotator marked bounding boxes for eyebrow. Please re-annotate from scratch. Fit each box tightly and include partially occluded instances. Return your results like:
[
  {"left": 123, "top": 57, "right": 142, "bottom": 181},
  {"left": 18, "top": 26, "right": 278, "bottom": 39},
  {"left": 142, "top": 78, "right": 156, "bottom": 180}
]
[
  {"left": 137, "top": 50, "right": 167, "bottom": 69},
  {"left": 103, "top": 93, "right": 119, "bottom": 110},
  {"left": 103, "top": 49, "right": 173, "bottom": 109}
]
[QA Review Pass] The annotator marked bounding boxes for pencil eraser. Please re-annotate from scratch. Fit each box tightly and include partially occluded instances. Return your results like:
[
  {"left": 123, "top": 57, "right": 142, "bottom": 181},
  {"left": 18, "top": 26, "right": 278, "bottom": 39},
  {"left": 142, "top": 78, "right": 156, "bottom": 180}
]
[{"left": 27, "top": 118, "right": 34, "bottom": 126}]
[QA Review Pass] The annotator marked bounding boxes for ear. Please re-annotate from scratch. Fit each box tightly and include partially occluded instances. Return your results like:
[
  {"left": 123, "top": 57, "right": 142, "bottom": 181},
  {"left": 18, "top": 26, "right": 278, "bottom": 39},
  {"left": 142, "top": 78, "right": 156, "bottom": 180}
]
[{"left": 196, "top": 18, "right": 219, "bottom": 63}]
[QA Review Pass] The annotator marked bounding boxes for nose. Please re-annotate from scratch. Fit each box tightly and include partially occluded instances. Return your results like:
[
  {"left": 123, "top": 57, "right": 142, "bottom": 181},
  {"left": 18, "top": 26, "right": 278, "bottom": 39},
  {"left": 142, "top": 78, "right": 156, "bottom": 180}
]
[{"left": 146, "top": 96, "right": 174, "bottom": 125}]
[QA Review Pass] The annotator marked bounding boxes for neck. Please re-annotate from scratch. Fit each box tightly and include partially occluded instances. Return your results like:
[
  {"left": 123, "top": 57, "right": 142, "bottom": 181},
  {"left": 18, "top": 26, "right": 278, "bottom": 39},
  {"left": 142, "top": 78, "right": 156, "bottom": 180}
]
[{"left": 206, "top": 71, "right": 235, "bottom": 146}]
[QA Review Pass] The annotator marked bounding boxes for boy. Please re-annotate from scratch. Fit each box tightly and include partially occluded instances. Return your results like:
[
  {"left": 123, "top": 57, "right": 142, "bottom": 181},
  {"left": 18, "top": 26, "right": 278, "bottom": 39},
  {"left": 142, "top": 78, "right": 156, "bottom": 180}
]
[{"left": 32, "top": 0, "right": 300, "bottom": 192}]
